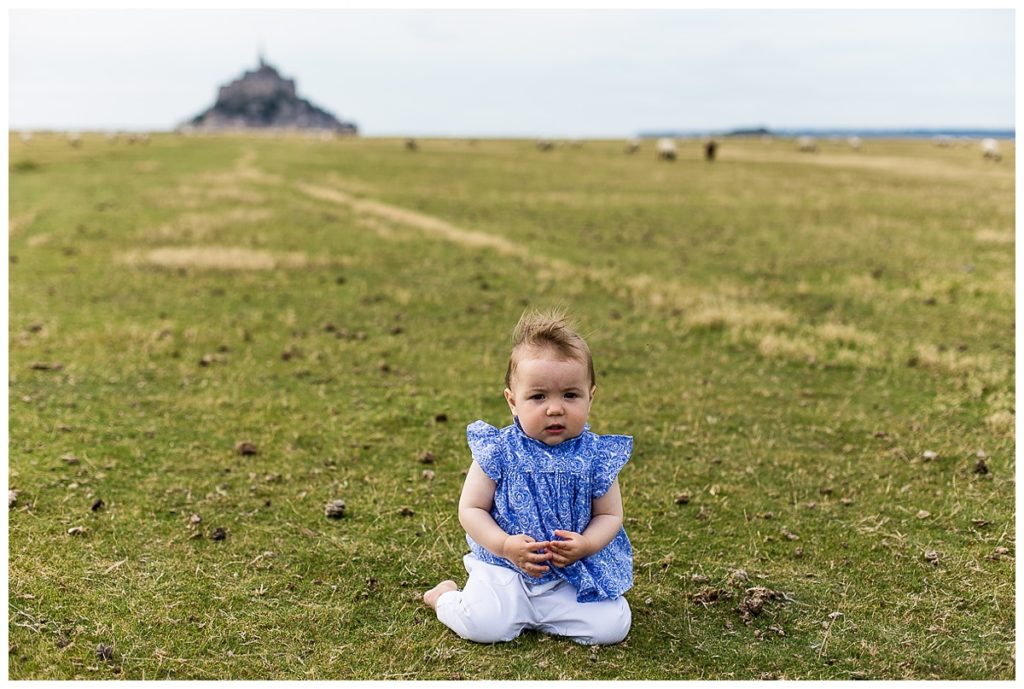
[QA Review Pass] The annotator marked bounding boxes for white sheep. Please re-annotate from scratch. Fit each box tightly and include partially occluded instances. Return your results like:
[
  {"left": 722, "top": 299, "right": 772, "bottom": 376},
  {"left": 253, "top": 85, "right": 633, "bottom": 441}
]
[
  {"left": 797, "top": 136, "right": 817, "bottom": 152},
  {"left": 981, "top": 138, "right": 1002, "bottom": 161},
  {"left": 624, "top": 138, "right": 640, "bottom": 154},
  {"left": 848, "top": 136, "right": 862, "bottom": 151},
  {"left": 66, "top": 131, "right": 82, "bottom": 148},
  {"left": 656, "top": 138, "right": 677, "bottom": 161}
]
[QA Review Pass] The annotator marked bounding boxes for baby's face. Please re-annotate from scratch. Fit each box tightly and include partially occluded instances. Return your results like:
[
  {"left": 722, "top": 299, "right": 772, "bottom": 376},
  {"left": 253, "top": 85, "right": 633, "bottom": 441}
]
[{"left": 504, "top": 347, "right": 595, "bottom": 446}]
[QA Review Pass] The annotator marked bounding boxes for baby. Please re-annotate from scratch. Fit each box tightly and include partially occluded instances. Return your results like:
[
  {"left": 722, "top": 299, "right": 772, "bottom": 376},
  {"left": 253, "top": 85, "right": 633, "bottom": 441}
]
[{"left": 423, "top": 309, "right": 633, "bottom": 645}]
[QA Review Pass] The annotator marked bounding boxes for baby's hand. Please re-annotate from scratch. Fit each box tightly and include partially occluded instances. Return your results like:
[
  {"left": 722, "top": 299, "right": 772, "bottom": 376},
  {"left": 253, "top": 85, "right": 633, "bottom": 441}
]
[
  {"left": 501, "top": 534, "right": 552, "bottom": 577},
  {"left": 547, "top": 530, "right": 593, "bottom": 568}
]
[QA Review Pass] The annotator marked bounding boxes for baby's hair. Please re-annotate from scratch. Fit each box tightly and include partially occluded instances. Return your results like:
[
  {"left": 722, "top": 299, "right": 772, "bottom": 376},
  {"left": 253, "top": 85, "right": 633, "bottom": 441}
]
[{"left": 505, "top": 308, "right": 596, "bottom": 389}]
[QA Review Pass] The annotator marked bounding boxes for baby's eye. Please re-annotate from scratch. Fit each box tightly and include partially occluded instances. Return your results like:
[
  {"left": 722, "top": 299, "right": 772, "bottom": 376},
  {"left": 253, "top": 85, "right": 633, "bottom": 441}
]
[
  {"left": 565, "top": 392, "right": 579, "bottom": 399},
  {"left": 529, "top": 394, "right": 545, "bottom": 400}
]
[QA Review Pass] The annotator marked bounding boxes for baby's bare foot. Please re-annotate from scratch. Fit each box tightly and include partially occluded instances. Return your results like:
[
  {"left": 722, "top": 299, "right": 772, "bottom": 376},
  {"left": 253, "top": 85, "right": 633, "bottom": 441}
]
[{"left": 423, "top": 580, "right": 458, "bottom": 609}]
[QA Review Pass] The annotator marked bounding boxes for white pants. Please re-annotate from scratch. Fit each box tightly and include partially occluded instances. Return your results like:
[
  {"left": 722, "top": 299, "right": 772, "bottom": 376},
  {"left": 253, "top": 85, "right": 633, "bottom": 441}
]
[{"left": 435, "top": 554, "right": 631, "bottom": 645}]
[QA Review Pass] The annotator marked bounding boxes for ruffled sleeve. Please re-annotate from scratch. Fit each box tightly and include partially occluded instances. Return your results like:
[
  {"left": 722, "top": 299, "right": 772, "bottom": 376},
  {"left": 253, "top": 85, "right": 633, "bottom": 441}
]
[
  {"left": 466, "top": 420, "right": 504, "bottom": 482},
  {"left": 591, "top": 434, "right": 632, "bottom": 497}
]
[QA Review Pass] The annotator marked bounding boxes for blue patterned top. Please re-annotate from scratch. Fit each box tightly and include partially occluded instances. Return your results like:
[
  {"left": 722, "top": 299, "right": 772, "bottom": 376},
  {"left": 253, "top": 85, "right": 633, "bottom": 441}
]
[{"left": 465, "top": 418, "right": 634, "bottom": 602}]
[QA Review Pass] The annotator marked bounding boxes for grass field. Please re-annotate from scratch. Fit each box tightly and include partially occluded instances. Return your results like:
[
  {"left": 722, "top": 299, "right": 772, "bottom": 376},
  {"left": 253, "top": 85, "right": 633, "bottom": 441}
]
[{"left": 7, "top": 131, "right": 1015, "bottom": 679}]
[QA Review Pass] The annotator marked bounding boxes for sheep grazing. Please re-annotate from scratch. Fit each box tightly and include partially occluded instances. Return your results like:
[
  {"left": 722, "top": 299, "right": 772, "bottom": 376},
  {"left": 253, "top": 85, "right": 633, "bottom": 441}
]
[
  {"left": 796, "top": 136, "right": 817, "bottom": 153},
  {"left": 980, "top": 138, "right": 1002, "bottom": 161},
  {"left": 624, "top": 138, "right": 640, "bottom": 154},
  {"left": 66, "top": 132, "right": 82, "bottom": 148},
  {"left": 536, "top": 139, "right": 555, "bottom": 151},
  {"left": 405, "top": 138, "right": 418, "bottom": 151},
  {"left": 848, "top": 136, "right": 862, "bottom": 151},
  {"left": 656, "top": 138, "right": 677, "bottom": 161},
  {"left": 704, "top": 138, "right": 718, "bottom": 162}
]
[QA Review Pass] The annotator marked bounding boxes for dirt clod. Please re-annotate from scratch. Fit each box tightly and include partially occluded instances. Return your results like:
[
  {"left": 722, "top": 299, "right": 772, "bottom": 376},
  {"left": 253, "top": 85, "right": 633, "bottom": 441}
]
[
  {"left": 418, "top": 451, "right": 437, "bottom": 464},
  {"left": 973, "top": 458, "right": 989, "bottom": 475},
  {"left": 189, "top": 513, "right": 202, "bottom": 526},
  {"left": 68, "top": 526, "right": 88, "bottom": 536},
  {"left": 434, "top": 413, "right": 448, "bottom": 423},
  {"left": 738, "top": 586, "right": 784, "bottom": 624},
  {"left": 726, "top": 569, "right": 749, "bottom": 587},
  {"left": 399, "top": 506, "right": 415, "bottom": 517},
  {"left": 95, "top": 644, "right": 114, "bottom": 661},
  {"left": 324, "top": 499, "right": 347, "bottom": 518},
  {"left": 987, "top": 546, "right": 1011, "bottom": 561},
  {"left": 198, "top": 354, "right": 215, "bottom": 367},
  {"left": 91, "top": 498, "right": 105, "bottom": 512},
  {"left": 923, "top": 550, "right": 939, "bottom": 564},
  {"left": 972, "top": 518, "right": 992, "bottom": 527},
  {"left": 235, "top": 441, "right": 258, "bottom": 456},
  {"left": 61, "top": 454, "right": 80, "bottom": 465},
  {"left": 692, "top": 587, "right": 727, "bottom": 605},
  {"left": 421, "top": 470, "right": 435, "bottom": 481},
  {"left": 674, "top": 491, "right": 691, "bottom": 505},
  {"left": 696, "top": 506, "right": 711, "bottom": 520},
  {"left": 211, "top": 527, "right": 227, "bottom": 541},
  {"left": 916, "top": 510, "right": 930, "bottom": 519},
  {"left": 922, "top": 450, "right": 938, "bottom": 461},
  {"left": 782, "top": 528, "right": 800, "bottom": 541},
  {"left": 30, "top": 362, "right": 63, "bottom": 371},
  {"left": 8, "top": 490, "right": 18, "bottom": 508}
]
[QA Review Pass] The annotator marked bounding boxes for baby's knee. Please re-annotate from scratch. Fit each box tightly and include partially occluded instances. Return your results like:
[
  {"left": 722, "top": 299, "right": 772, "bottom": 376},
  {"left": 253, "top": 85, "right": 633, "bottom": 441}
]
[
  {"left": 436, "top": 593, "right": 522, "bottom": 644},
  {"left": 461, "top": 617, "right": 521, "bottom": 644},
  {"left": 578, "top": 597, "right": 632, "bottom": 646}
]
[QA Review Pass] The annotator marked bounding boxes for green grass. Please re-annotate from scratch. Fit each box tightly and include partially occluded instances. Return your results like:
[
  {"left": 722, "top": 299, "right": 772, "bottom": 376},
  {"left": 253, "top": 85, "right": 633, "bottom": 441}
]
[{"left": 8, "top": 132, "right": 1014, "bottom": 679}]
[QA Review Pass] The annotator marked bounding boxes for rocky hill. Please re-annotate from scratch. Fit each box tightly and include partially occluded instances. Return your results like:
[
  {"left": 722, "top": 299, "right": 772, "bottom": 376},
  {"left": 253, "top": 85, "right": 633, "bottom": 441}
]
[{"left": 185, "top": 58, "right": 357, "bottom": 133}]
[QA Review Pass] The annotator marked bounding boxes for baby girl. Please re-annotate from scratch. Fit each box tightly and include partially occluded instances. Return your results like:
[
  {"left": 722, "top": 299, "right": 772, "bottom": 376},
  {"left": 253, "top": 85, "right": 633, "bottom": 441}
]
[{"left": 423, "top": 309, "right": 633, "bottom": 645}]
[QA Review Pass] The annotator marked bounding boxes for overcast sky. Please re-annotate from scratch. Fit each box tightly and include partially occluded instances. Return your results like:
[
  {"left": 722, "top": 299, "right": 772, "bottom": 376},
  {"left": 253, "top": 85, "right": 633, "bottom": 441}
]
[{"left": 7, "top": 8, "right": 1016, "bottom": 137}]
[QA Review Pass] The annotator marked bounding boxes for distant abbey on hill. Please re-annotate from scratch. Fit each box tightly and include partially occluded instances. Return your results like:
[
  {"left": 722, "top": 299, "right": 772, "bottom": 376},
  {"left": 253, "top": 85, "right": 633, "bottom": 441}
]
[{"left": 185, "top": 56, "right": 357, "bottom": 134}]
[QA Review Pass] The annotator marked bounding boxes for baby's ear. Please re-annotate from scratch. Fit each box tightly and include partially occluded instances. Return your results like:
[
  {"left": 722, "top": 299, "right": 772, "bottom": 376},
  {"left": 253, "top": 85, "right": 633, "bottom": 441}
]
[
  {"left": 590, "top": 384, "right": 597, "bottom": 400},
  {"left": 503, "top": 387, "right": 516, "bottom": 410}
]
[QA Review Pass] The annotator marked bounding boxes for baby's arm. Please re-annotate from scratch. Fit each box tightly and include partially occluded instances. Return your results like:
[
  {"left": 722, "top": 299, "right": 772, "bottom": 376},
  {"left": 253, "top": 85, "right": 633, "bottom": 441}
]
[
  {"left": 458, "top": 461, "right": 552, "bottom": 576},
  {"left": 548, "top": 479, "right": 624, "bottom": 567}
]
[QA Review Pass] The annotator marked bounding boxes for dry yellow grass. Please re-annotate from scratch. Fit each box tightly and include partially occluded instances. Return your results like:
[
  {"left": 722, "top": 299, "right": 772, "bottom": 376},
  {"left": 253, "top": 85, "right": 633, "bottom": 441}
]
[
  {"left": 985, "top": 410, "right": 1015, "bottom": 437},
  {"left": 974, "top": 228, "right": 1014, "bottom": 245},
  {"left": 686, "top": 301, "right": 797, "bottom": 330},
  {"left": 26, "top": 232, "right": 52, "bottom": 247},
  {"left": 295, "top": 181, "right": 528, "bottom": 258},
  {"left": 757, "top": 333, "right": 819, "bottom": 363},
  {"left": 814, "top": 322, "right": 878, "bottom": 347},
  {"left": 118, "top": 245, "right": 329, "bottom": 271},
  {"left": 141, "top": 208, "right": 274, "bottom": 242},
  {"left": 8, "top": 209, "right": 38, "bottom": 236}
]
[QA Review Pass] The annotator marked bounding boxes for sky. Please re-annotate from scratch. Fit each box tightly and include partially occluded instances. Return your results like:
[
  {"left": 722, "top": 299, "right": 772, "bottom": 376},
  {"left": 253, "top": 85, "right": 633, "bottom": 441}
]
[{"left": 6, "top": 7, "right": 1017, "bottom": 137}]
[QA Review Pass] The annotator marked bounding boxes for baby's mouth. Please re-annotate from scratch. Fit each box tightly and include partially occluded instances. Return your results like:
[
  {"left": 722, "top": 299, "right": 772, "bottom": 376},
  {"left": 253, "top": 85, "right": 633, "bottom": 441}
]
[{"left": 545, "top": 424, "right": 566, "bottom": 433}]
